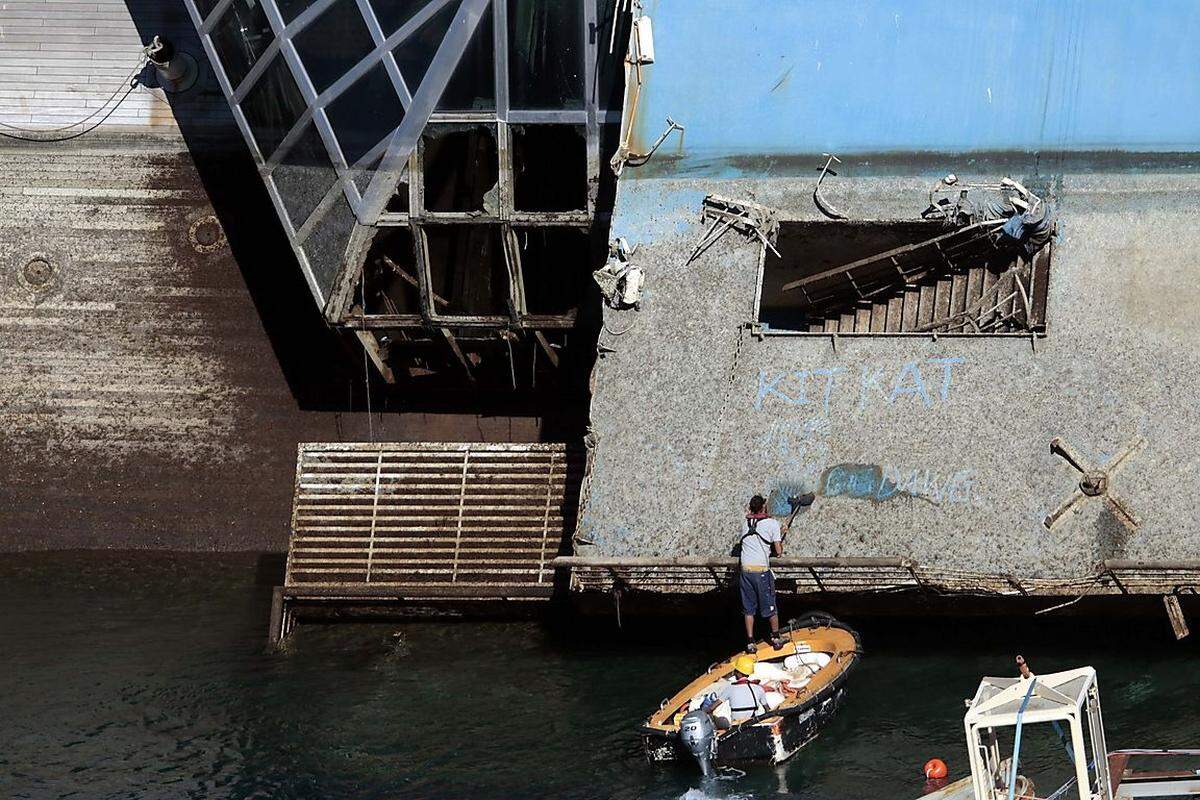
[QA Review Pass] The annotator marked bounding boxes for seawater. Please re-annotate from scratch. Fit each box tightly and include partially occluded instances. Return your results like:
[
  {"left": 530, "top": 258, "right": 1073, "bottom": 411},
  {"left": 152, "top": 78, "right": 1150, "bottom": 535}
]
[{"left": 2, "top": 553, "right": 1197, "bottom": 799}]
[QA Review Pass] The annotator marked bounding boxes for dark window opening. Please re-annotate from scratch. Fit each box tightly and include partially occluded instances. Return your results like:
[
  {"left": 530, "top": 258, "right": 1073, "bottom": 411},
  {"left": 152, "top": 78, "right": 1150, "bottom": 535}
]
[
  {"left": 511, "top": 124, "right": 587, "bottom": 211},
  {"left": 508, "top": 0, "right": 584, "bottom": 110},
  {"left": 758, "top": 221, "right": 1051, "bottom": 334},
  {"left": 386, "top": 181, "right": 411, "bottom": 213},
  {"left": 362, "top": 228, "right": 422, "bottom": 314},
  {"left": 272, "top": 123, "right": 337, "bottom": 229},
  {"left": 421, "top": 124, "right": 499, "bottom": 213},
  {"left": 240, "top": 55, "right": 305, "bottom": 160},
  {"left": 293, "top": 0, "right": 375, "bottom": 94},
  {"left": 391, "top": 0, "right": 457, "bottom": 95},
  {"left": 425, "top": 225, "right": 511, "bottom": 316},
  {"left": 326, "top": 63, "right": 405, "bottom": 165},
  {"left": 436, "top": 5, "right": 494, "bottom": 111},
  {"left": 515, "top": 227, "right": 590, "bottom": 316},
  {"left": 211, "top": 0, "right": 275, "bottom": 89}
]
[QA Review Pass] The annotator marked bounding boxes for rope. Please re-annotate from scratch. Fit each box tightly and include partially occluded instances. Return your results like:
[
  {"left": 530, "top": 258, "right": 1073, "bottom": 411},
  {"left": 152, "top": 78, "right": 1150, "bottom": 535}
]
[
  {"left": 0, "top": 44, "right": 153, "bottom": 142},
  {"left": 1008, "top": 678, "right": 1038, "bottom": 800}
]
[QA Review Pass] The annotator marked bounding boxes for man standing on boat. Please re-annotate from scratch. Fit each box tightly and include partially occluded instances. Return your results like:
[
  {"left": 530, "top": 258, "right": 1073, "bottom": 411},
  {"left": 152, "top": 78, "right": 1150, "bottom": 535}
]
[{"left": 735, "top": 493, "right": 812, "bottom": 653}]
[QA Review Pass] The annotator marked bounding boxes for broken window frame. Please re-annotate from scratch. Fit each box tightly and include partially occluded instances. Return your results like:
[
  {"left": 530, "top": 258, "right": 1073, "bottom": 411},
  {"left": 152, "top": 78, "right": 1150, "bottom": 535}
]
[
  {"left": 187, "top": 0, "right": 621, "bottom": 321},
  {"left": 750, "top": 217, "right": 1053, "bottom": 340}
]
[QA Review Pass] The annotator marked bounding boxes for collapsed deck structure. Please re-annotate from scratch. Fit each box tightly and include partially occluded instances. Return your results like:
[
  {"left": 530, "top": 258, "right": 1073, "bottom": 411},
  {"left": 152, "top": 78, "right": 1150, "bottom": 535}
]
[{"left": 181, "top": 0, "right": 629, "bottom": 384}]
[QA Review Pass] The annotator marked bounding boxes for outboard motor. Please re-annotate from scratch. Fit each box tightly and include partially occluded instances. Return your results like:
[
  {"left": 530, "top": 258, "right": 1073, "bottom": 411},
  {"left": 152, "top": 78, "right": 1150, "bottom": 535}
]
[{"left": 678, "top": 710, "right": 717, "bottom": 777}]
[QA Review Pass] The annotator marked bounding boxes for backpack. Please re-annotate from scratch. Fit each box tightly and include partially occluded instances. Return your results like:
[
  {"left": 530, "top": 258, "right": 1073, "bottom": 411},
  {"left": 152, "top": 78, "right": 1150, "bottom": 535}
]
[{"left": 730, "top": 517, "right": 773, "bottom": 559}]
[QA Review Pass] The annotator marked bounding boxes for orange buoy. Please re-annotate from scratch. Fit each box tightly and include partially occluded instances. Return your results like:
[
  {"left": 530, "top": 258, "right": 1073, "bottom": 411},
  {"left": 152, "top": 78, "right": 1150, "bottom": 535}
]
[{"left": 924, "top": 758, "right": 948, "bottom": 779}]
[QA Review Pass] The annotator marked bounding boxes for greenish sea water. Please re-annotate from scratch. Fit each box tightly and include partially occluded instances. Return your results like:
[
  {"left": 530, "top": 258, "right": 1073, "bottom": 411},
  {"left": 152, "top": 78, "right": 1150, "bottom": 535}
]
[{"left": 2, "top": 553, "right": 1196, "bottom": 799}]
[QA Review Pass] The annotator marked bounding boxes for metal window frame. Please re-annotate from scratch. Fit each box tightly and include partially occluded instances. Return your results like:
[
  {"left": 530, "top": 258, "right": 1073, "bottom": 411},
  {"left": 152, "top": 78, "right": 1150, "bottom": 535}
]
[{"left": 186, "top": 0, "right": 611, "bottom": 326}]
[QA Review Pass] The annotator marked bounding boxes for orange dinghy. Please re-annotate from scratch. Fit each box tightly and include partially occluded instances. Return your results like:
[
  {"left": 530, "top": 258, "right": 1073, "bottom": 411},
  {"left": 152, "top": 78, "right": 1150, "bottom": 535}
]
[{"left": 641, "top": 613, "right": 862, "bottom": 775}]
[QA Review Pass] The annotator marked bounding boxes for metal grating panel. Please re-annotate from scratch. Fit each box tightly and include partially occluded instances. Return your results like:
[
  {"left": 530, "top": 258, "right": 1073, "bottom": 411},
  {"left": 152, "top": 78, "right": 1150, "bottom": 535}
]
[{"left": 284, "top": 441, "right": 583, "bottom": 598}]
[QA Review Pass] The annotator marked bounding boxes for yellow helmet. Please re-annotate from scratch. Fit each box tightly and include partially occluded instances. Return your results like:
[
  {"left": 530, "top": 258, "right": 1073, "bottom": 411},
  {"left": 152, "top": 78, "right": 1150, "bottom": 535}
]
[{"left": 733, "top": 654, "right": 756, "bottom": 676}]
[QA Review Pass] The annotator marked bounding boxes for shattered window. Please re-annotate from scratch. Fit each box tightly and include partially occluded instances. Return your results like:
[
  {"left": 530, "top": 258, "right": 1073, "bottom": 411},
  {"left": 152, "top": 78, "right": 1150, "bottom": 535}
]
[
  {"left": 508, "top": 0, "right": 584, "bottom": 110},
  {"left": 425, "top": 225, "right": 511, "bottom": 317},
  {"left": 362, "top": 227, "right": 422, "bottom": 314},
  {"left": 210, "top": 0, "right": 276, "bottom": 89},
  {"left": 511, "top": 124, "right": 587, "bottom": 211},
  {"left": 326, "top": 63, "right": 405, "bottom": 165},
  {"left": 421, "top": 124, "right": 499, "bottom": 213},
  {"left": 757, "top": 220, "right": 1051, "bottom": 335},
  {"left": 515, "top": 227, "right": 590, "bottom": 315},
  {"left": 240, "top": 54, "right": 306, "bottom": 159},
  {"left": 293, "top": 0, "right": 376, "bottom": 94}
]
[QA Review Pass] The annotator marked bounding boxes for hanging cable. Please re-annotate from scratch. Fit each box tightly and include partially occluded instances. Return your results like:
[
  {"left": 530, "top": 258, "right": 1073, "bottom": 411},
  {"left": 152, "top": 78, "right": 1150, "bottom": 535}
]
[
  {"left": 360, "top": 278, "right": 375, "bottom": 442},
  {"left": 0, "top": 43, "right": 154, "bottom": 142}
]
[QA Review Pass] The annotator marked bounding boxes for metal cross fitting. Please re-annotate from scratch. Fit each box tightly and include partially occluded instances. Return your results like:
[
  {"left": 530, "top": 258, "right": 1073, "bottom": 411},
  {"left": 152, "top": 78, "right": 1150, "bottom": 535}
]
[{"left": 1043, "top": 435, "right": 1146, "bottom": 531}]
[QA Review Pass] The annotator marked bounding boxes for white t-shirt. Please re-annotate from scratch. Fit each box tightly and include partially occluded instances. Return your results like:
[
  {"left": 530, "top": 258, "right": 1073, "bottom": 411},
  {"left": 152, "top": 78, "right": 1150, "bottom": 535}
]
[{"left": 738, "top": 517, "right": 782, "bottom": 568}]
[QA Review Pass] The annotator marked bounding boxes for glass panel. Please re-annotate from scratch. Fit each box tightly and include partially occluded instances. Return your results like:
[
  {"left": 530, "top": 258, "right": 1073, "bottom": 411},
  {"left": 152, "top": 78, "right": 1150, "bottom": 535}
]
[
  {"left": 271, "top": 124, "right": 338, "bottom": 229},
  {"left": 508, "top": 0, "right": 584, "bottom": 110},
  {"left": 516, "top": 228, "right": 590, "bottom": 315},
  {"left": 421, "top": 124, "right": 498, "bottom": 213},
  {"left": 511, "top": 124, "right": 586, "bottom": 211},
  {"left": 370, "top": 0, "right": 435, "bottom": 36},
  {"left": 240, "top": 55, "right": 306, "bottom": 159},
  {"left": 595, "top": 0, "right": 631, "bottom": 110},
  {"left": 391, "top": 1, "right": 457, "bottom": 97},
  {"left": 436, "top": 5, "right": 493, "bottom": 111},
  {"left": 326, "top": 63, "right": 405, "bottom": 165},
  {"left": 301, "top": 196, "right": 357, "bottom": 297},
  {"left": 193, "top": 0, "right": 225, "bottom": 21},
  {"left": 353, "top": 154, "right": 383, "bottom": 195},
  {"left": 425, "top": 225, "right": 510, "bottom": 316},
  {"left": 293, "top": 0, "right": 376, "bottom": 94},
  {"left": 276, "top": 0, "right": 322, "bottom": 24},
  {"left": 210, "top": 0, "right": 275, "bottom": 90}
]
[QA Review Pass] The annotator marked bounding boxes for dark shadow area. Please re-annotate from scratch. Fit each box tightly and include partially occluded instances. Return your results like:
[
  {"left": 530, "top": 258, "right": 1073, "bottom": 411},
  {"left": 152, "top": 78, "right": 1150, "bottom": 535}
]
[
  {"left": 512, "top": 124, "right": 588, "bottom": 211},
  {"left": 422, "top": 124, "right": 499, "bottom": 212},
  {"left": 122, "top": 0, "right": 593, "bottom": 432},
  {"left": 124, "top": 0, "right": 624, "bottom": 441},
  {"left": 254, "top": 552, "right": 288, "bottom": 586}
]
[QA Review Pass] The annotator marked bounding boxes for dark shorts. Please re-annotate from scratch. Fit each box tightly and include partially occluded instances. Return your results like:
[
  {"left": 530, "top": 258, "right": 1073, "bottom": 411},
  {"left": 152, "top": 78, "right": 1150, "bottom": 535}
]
[{"left": 739, "top": 569, "right": 777, "bottom": 618}]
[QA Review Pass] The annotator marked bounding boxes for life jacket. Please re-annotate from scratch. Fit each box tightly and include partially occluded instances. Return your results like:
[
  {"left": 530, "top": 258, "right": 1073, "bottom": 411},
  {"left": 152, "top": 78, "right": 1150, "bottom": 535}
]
[
  {"left": 726, "top": 678, "right": 766, "bottom": 718},
  {"left": 731, "top": 514, "right": 773, "bottom": 559}
]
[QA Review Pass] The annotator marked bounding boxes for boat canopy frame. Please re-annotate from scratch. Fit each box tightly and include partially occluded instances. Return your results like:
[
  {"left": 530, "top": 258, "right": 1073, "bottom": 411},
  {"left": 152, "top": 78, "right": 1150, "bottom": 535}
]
[{"left": 963, "top": 666, "right": 1112, "bottom": 800}]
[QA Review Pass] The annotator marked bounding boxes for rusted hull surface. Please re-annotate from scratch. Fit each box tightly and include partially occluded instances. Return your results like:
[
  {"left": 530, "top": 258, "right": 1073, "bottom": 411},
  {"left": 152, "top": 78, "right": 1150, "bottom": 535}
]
[{"left": 0, "top": 140, "right": 546, "bottom": 551}]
